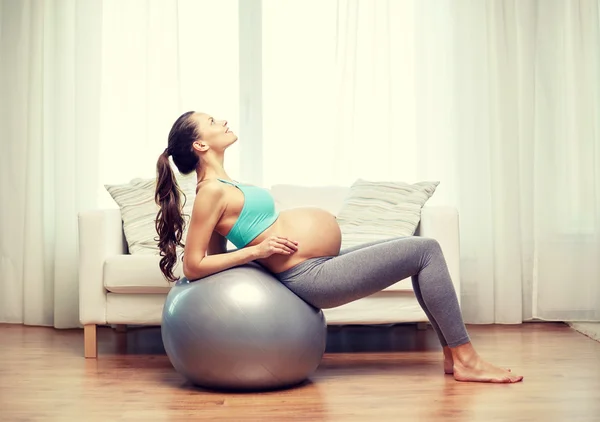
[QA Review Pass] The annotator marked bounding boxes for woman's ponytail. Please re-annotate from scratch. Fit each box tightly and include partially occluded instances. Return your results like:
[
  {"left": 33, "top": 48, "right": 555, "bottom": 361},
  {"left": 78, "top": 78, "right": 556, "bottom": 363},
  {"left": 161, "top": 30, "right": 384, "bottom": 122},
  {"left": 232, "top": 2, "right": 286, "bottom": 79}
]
[
  {"left": 155, "top": 110, "right": 200, "bottom": 282},
  {"left": 155, "top": 149, "right": 185, "bottom": 282}
]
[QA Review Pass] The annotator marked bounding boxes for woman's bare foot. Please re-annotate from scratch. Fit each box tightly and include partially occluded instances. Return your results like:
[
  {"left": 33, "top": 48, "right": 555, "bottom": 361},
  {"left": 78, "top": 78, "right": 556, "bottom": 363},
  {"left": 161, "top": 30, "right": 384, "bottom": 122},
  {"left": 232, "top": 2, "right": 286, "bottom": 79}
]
[
  {"left": 450, "top": 343, "right": 522, "bottom": 383},
  {"left": 443, "top": 347, "right": 512, "bottom": 375},
  {"left": 453, "top": 358, "right": 522, "bottom": 383}
]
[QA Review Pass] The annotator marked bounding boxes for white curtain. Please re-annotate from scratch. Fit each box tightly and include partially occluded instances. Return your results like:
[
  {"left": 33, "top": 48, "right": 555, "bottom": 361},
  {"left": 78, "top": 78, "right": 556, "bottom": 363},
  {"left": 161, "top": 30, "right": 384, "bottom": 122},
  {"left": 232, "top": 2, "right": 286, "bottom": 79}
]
[
  {"left": 454, "top": 0, "right": 599, "bottom": 322},
  {"left": 2, "top": 0, "right": 598, "bottom": 327},
  {"left": 0, "top": 0, "right": 103, "bottom": 328},
  {"left": 0, "top": 0, "right": 239, "bottom": 328},
  {"left": 262, "top": 0, "right": 600, "bottom": 323}
]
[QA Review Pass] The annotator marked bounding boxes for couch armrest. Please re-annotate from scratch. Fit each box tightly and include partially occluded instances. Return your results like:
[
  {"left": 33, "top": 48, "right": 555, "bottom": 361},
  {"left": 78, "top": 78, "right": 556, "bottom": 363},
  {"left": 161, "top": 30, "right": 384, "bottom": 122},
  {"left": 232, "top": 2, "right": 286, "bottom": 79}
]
[
  {"left": 78, "top": 209, "right": 127, "bottom": 325},
  {"left": 415, "top": 206, "right": 461, "bottom": 301}
]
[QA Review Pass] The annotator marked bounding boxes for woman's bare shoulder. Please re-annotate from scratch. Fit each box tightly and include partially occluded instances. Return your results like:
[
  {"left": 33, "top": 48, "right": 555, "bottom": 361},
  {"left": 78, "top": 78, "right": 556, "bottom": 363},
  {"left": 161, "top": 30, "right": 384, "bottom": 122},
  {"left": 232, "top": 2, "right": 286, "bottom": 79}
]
[{"left": 195, "top": 179, "right": 225, "bottom": 195}]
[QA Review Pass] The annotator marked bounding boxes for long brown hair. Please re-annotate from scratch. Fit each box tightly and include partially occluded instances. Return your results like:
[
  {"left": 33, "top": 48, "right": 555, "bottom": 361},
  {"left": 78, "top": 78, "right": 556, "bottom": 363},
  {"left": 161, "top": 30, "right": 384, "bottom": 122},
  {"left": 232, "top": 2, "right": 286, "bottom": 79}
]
[{"left": 155, "top": 111, "right": 200, "bottom": 282}]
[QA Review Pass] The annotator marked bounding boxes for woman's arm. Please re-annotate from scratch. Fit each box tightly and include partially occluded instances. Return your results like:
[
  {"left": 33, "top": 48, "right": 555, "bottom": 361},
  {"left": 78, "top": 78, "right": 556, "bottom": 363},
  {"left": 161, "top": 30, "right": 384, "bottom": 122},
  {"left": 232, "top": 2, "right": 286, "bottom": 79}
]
[
  {"left": 185, "top": 246, "right": 259, "bottom": 280},
  {"left": 183, "top": 181, "right": 299, "bottom": 280},
  {"left": 207, "top": 231, "right": 228, "bottom": 255},
  {"left": 183, "top": 182, "right": 259, "bottom": 280}
]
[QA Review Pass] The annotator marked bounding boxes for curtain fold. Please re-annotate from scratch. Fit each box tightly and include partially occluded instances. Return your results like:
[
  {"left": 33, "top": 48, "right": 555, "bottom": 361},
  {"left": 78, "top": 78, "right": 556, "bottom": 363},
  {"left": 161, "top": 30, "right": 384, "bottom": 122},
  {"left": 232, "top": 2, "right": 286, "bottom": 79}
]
[
  {"left": 0, "top": 0, "right": 239, "bottom": 327},
  {"left": 1, "top": 0, "right": 103, "bottom": 328},
  {"left": 531, "top": 0, "right": 599, "bottom": 321},
  {"left": 1, "top": 0, "right": 598, "bottom": 327},
  {"left": 262, "top": 0, "right": 600, "bottom": 323}
]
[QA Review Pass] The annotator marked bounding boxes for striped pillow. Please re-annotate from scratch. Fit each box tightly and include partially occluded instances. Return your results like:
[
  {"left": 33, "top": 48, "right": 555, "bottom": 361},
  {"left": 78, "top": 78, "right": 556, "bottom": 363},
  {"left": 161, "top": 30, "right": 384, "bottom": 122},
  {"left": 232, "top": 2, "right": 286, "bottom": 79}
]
[
  {"left": 336, "top": 179, "right": 439, "bottom": 249},
  {"left": 105, "top": 172, "right": 197, "bottom": 255}
]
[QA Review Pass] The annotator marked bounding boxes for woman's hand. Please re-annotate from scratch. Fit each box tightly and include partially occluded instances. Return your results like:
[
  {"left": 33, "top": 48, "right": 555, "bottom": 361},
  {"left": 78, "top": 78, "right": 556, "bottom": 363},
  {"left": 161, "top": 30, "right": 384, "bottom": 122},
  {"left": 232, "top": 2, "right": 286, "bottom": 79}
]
[{"left": 252, "top": 235, "right": 299, "bottom": 259}]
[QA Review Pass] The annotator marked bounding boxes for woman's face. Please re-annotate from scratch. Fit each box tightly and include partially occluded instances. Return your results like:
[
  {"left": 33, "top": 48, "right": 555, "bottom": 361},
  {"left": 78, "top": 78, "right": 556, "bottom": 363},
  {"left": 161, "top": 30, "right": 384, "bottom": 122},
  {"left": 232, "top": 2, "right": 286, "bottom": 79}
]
[{"left": 193, "top": 112, "right": 238, "bottom": 153}]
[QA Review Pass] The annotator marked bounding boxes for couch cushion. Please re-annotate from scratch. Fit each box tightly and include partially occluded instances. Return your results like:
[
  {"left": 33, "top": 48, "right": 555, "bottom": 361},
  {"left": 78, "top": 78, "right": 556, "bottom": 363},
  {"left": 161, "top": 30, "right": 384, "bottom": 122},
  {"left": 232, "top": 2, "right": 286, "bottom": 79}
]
[
  {"left": 336, "top": 179, "right": 439, "bottom": 249},
  {"left": 104, "top": 254, "right": 177, "bottom": 294},
  {"left": 103, "top": 253, "right": 415, "bottom": 295},
  {"left": 104, "top": 171, "right": 197, "bottom": 255}
]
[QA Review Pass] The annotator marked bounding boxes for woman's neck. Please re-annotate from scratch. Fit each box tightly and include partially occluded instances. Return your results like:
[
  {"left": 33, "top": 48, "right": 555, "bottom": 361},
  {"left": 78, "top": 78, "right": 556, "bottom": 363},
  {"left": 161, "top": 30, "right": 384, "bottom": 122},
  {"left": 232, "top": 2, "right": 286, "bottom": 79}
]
[{"left": 196, "top": 154, "right": 231, "bottom": 183}]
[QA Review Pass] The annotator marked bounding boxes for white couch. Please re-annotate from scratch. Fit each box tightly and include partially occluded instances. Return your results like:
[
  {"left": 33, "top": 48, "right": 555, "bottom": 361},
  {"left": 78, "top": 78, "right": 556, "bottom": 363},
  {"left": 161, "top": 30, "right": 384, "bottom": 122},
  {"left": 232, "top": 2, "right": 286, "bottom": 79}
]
[{"left": 78, "top": 184, "right": 461, "bottom": 358}]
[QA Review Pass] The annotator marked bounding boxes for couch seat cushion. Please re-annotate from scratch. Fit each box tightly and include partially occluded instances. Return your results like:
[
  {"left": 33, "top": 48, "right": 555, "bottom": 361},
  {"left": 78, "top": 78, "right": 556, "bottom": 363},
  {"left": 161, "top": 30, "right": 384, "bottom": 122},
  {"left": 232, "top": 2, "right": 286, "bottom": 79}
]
[
  {"left": 104, "top": 255, "right": 178, "bottom": 294},
  {"left": 103, "top": 253, "right": 416, "bottom": 294}
]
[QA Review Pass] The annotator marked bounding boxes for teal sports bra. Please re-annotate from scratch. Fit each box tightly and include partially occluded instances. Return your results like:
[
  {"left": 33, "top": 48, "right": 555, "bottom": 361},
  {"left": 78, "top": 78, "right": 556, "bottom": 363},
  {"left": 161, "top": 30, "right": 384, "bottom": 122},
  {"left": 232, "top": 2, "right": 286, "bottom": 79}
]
[{"left": 217, "top": 178, "right": 280, "bottom": 249}]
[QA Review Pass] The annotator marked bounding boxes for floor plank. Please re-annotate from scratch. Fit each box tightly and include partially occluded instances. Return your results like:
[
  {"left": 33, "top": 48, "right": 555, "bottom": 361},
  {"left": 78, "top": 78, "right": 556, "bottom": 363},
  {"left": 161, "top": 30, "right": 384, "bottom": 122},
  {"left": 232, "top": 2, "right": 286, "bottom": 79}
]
[{"left": 0, "top": 322, "right": 599, "bottom": 421}]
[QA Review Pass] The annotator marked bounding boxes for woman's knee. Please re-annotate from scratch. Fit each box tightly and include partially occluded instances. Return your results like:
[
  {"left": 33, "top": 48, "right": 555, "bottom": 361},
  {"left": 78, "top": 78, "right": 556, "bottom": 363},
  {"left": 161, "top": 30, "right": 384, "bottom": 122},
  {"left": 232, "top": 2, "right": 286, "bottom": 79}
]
[{"left": 413, "top": 236, "right": 442, "bottom": 254}]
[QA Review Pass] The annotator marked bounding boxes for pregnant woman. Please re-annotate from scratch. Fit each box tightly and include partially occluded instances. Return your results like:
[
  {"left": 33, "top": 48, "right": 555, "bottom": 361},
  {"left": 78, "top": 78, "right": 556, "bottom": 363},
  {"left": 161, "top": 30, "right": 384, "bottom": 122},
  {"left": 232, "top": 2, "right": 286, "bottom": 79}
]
[{"left": 155, "top": 111, "right": 523, "bottom": 384}]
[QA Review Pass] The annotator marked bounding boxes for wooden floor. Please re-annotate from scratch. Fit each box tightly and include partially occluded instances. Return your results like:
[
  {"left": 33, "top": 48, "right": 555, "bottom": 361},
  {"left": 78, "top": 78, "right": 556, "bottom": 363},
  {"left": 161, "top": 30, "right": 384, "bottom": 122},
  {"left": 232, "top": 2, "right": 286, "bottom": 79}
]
[{"left": 1, "top": 322, "right": 599, "bottom": 422}]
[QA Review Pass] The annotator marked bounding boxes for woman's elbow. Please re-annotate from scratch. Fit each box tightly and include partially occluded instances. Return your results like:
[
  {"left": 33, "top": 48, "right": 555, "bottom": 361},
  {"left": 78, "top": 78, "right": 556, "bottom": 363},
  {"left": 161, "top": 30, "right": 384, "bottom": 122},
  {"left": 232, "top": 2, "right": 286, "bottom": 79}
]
[{"left": 182, "top": 256, "right": 203, "bottom": 281}]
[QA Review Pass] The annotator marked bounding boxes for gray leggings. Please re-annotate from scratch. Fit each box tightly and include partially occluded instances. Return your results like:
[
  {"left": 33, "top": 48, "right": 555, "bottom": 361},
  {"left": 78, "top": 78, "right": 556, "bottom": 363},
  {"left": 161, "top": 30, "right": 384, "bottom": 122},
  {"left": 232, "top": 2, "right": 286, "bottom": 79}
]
[{"left": 274, "top": 236, "right": 470, "bottom": 348}]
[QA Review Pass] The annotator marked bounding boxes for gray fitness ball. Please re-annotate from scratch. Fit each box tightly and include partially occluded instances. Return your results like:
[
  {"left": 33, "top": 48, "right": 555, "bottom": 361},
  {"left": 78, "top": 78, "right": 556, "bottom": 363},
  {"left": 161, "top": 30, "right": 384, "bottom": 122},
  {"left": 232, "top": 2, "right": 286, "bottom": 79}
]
[{"left": 161, "top": 263, "right": 327, "bottom": 392}]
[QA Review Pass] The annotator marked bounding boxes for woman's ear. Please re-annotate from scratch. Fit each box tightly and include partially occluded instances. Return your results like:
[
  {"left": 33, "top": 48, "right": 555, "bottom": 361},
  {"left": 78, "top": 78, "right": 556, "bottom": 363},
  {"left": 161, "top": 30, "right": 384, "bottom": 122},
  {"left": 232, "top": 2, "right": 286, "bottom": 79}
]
[{"left": 192, "top": 140, "right": 209, "bottom": 153}]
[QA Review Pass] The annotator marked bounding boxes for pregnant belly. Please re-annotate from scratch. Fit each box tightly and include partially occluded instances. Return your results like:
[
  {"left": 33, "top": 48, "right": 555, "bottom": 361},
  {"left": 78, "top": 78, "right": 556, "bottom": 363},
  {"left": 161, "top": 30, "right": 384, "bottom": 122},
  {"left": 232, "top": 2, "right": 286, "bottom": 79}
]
[{"left": 251, "top": 207, "right": 342, "bottom": 273}]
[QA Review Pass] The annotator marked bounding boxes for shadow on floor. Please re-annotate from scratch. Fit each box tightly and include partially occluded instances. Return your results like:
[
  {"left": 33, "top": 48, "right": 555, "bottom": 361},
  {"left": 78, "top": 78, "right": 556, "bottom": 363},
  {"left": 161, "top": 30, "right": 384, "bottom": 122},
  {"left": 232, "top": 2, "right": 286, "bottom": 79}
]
[{"left": 95, "top": 323, "right": 441, "bottom": 356}]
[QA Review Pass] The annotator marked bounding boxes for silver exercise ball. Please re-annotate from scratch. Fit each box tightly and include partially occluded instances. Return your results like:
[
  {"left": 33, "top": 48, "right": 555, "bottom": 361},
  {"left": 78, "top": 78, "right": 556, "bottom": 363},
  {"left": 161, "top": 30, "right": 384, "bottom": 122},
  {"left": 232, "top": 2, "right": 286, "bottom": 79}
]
[{"left": 161, "top": 263, "right": 327, "bottom": 392}]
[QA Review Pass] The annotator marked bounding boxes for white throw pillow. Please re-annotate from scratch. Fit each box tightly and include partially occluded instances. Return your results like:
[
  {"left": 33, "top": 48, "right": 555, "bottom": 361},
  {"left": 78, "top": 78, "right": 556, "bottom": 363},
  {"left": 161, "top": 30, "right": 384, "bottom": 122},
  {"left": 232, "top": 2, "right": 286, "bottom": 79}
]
[
  {"left": 336, "top": 179, "right": 439, "bottom": 249},
  {"left": 105, "top": 171, "right": 197, "bottom": 255}
]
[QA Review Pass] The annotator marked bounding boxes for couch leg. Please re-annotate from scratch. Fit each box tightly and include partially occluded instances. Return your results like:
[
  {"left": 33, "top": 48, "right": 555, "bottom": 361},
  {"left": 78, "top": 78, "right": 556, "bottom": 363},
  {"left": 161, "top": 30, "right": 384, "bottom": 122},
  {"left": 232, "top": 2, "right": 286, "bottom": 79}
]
[
  {"left": 416, "top": 322, "right": 429, "bottom": 331},
  {"left": 115, "top": 324, "right": 127, "bottom": 333},
  {"left": 84, "top": 324, "right": 97, "bottom": 358}
]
